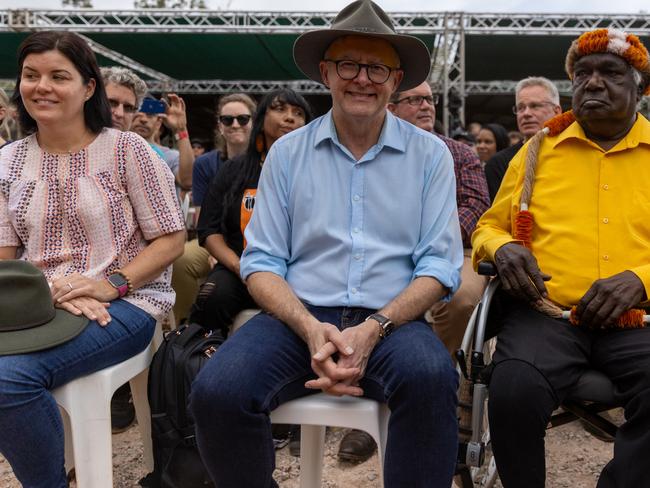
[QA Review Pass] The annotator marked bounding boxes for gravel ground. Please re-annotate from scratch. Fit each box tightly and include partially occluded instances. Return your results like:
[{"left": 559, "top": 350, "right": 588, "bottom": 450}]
[{"left": 1, "top": 414, "right": 616, "bottom": 487}]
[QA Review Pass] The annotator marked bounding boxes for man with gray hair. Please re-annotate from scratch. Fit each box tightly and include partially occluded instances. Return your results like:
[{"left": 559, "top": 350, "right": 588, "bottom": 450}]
[
  {"left": 101, "top": 66, "right": 147, "bottom": 131},
  {"left": 101, "top": 67, "right": 165, "bottom": 434},
  {"left": 484, "top": 76, "right": 562, "bottom": 200}
]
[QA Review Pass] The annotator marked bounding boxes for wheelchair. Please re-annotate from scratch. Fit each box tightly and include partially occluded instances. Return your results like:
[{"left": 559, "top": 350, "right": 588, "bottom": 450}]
[{"left": 452, "top": 262, "right": 620, "bottom": 488}]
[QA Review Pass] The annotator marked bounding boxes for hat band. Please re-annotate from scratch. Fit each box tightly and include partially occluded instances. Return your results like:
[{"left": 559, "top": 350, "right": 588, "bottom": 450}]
[{"left": 0, "top": 308, "right": 56, "bottom": 332}]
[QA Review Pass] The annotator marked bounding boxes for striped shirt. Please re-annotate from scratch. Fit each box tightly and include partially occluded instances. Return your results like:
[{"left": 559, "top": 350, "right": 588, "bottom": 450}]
[{"left": 0, "top": 128, "right": 185, "bottom": 320}]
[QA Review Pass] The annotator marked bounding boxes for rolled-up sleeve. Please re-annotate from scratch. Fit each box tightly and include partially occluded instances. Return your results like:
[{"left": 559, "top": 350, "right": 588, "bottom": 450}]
[
  {"left": 412, "top": 147, "right": 464, "bottom": 298},
  {"left": 240, "top": 143, "right": 291, "bottom": 280}
]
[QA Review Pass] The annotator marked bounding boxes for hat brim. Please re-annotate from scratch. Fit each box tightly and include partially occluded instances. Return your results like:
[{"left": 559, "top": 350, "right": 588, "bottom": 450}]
[
  {"left": 0, "top": 309, "right": 89, "bottom": 356},
  {"left": 293, "top": 29, "right": 431, "bottom": 91}
]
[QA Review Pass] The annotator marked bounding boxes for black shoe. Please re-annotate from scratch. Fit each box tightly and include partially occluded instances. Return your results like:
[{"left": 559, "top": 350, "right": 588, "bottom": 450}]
[
  {"left": 579, "top": 416, "right": 615, "bottom": 443},
  {"left": 337, "top": 429, "right": 377, "bottom": 463},
  {"left": 272, "top": 423, "right": 292, "bottom": 449},
  {"left": 288, "top": 425, "right": 301, "bottom": 457},
  {"left": 111, "top": 383, "right": 136, "bottom": 433}
]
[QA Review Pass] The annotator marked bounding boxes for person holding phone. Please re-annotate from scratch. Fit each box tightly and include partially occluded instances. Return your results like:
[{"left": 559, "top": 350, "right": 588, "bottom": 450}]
[
  {"left": 171, "top": 93, "right": 257, "bottom": 325},
  {"left": 132, "top": 94, "right": 194, "bottom": 192}
]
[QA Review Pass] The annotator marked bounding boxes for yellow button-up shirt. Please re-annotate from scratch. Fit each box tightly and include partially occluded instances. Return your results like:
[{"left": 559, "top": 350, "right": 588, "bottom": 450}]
[{"left": 472, "top": 114, "right": 650, "bottom": 307}]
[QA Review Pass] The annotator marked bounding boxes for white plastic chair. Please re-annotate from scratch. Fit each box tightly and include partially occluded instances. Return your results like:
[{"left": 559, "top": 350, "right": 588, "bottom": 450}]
[
  {"left": 53, "top": 322, "right": 164, "bottom": 488},
  {"left": 230, "top": 308, "right": 260, "bottom": 335},
  {"left": 230, "top": 310, "right": 390, "bottom": 487},
  {"left": 271, "top": 393, "right": 390, "bottom": 488}
]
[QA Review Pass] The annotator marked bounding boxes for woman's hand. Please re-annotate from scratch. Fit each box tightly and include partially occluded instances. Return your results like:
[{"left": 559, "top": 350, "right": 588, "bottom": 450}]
[
  {"left": 55, "top": 296, "right": 112, "bottom": 326},
  {"left": 51, "top": 273, "right": 119, "bottom": 304}
]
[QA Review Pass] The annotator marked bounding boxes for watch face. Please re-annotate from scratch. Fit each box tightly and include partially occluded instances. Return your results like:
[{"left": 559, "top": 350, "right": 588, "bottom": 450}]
[{"left": 108, "top": 273, "right": 127, "bottom": 288}]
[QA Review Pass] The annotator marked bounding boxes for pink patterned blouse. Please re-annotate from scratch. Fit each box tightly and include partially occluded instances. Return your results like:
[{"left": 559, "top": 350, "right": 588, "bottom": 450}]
[{"left": 0, "top": 128, "right": 185, "bottom": 321}]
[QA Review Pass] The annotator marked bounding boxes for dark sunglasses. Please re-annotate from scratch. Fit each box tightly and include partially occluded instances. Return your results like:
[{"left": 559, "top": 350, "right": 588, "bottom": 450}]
[{"left": 219, "top": 114, "right": 252, "bottom": 126}]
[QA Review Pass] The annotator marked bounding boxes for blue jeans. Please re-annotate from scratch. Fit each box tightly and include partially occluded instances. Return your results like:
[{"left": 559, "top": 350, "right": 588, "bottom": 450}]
[
  {"left": 190, "top": 306, "right": 459, "bottom": 488},
  {"left": 0, "top": 299, "right": 155, "bottom": 488}
]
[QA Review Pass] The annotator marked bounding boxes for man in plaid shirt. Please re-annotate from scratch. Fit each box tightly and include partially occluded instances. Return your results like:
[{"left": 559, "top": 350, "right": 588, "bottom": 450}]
[{"left": 389, "top": 81, "right": 490, "bottom": 355}]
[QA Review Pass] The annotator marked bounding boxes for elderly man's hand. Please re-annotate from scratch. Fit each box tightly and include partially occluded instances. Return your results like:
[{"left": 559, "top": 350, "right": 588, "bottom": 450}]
[
  {"left": 575, "top": 271, "right": 646, "bottom": 328},
  {"left": 494, "top": 243, "right": 551, "bottom": 303}
]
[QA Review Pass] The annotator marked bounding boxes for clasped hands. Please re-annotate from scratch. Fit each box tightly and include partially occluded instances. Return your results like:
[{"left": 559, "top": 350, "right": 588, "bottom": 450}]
[
  {"left": 304, "top": 319, "right": 380, "bottom": 397},
  {"left": 49, "top": 273, "right": 119, "bottom": 326},
  {"left": 495, "top": 243, "right": 645, "bottom": 328}
]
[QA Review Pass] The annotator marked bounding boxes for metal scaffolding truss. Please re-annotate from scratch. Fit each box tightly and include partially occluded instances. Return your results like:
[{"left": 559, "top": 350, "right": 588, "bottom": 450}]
[
  {"left": 462, "top": 13, "right": 650, "bottom": 35},
  {"left": 2, "top": 9, "right": 448, "bottom": 34},
  {"left": 3, "top": 9, "right": 650, "bottom": 128},
  {"left": 465, "top": 80, "right": 573, "bottom": 96},
  {"left": 4, "top": 10, "right": 650, "bottom": 35}
]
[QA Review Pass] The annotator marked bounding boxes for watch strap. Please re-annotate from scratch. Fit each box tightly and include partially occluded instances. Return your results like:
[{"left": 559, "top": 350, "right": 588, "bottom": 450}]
[
  {"left": 366, "top": 313, "right": 394, "bottom": 339},
  {"left": 108, "top": 271, "right": 131, "bottom": 298}
]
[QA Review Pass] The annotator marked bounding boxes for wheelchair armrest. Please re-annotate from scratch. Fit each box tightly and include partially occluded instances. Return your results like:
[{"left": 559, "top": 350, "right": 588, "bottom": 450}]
[{"left": 477, "top": 261, "right": 497, "bottom": 276}]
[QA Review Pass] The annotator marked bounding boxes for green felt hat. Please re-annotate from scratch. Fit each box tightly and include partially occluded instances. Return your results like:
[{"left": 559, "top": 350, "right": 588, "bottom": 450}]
[{"left": 0, "top": 260, "right": 89, "bottom": 355}]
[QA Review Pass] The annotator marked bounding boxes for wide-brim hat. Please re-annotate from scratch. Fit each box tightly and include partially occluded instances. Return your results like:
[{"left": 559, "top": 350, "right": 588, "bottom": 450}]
[
  {"left": 0, "top": 260, "right": 89, "bottom": 356},
  {"left": 293, "top": 0, "right": 431, "bottom": 91}
]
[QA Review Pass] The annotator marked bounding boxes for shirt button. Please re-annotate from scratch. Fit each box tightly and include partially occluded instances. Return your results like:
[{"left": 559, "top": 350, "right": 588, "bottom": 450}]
[
  {"left": 353, "top": 227, "right": 360, "bottom": 233},
  {"left": 603, "top": 255, "right": 609, "bottom": 261},
  {"left": 603, "top": 218, "right": 609, "bottom": 224},
  {"left": 353, "top": 195, "right": 360, "bottom": 202},
  {"left": 603, "top": 184, "right": 609, "bottom": 190},
  {"left": 351, "top": 288, "right": 358, "bottom": 294},
  {"left": 354, "top": 254, "right": 362, "bottom": 260}
]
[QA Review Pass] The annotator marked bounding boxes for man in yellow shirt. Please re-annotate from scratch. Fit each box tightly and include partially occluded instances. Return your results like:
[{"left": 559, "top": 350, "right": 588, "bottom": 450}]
[{"left": 472, "top": 28, "right": 650, "bottom": 488}]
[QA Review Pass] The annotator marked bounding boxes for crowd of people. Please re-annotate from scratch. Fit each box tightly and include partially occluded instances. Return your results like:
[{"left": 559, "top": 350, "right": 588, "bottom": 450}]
[{"left": 2, "top": 0, "right": 650, "bottom": 487}]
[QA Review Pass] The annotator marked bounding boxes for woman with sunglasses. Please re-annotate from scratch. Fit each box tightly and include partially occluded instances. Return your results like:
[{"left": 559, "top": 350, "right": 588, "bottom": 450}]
[
  {"left": 190, "top": 88, "right": 312, "bottom": 335},
  {"left": 0, "top": 31, "right": 185, "bottom": 486},
  {"left": 172, "top": 93, "right": 257, "bottom": 325}
]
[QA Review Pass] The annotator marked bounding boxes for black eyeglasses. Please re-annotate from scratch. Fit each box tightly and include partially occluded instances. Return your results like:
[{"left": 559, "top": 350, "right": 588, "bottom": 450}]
[
  {"left": 108, "top": 99, "right": 137, "bottom": 114},
  {"left": 393, "top": 95, "right": 438, "bottom": 106},
  {"left": 324, "top": 59, "right": 398, "bottom": 84},
  {"left": 219, "top": 114, "right": 252, "bottom": 126}
]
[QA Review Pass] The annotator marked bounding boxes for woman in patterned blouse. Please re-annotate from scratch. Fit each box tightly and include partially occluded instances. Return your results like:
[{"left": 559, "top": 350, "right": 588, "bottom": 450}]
[{"left": 0, "top": 31, "right": 186, "bottom": 486}]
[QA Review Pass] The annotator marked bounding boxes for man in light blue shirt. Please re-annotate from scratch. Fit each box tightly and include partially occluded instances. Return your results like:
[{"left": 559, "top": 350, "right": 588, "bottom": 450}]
[{"left": 190, "top": 1, "right": 463, "bottom": 486}]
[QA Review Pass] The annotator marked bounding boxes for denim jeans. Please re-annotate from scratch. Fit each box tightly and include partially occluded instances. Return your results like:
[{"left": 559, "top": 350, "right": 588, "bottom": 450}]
[
  {"left": 0, "top": 299, "right": 155, "bottom": 488},
  {"left": 190, "top": 306, "right": 459, "bottom": 488}
]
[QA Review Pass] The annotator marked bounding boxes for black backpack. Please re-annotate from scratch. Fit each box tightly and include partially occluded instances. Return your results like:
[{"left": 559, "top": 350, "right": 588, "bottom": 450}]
[{"left": 139, "top": 323, "right": 225, "bottom": 488}]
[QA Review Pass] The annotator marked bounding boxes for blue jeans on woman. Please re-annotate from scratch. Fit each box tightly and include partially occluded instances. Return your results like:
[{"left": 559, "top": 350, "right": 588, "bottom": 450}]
[
  {"left": 0, "top": 299, "right": 155, "bottom": 488},
  {"left": 190, "top": 306, "right": 459, "bottom": 488}
]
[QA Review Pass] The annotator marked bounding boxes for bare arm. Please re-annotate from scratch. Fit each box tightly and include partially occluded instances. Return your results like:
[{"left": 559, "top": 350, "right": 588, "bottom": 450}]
[
  {"left": 247, "top": 271, "right": 360, "bottom": 394},
  {"left": 52, "top": 230, "right": 186, "bottom": 303},
  {"left": 246, "top": 271, "right": 326, "bottom": 344},
  {"left": 378, "top": 275, "right": 448, "bottom": 327},
  {"left": 309, "top": 276, "right": 449, "bottom": 395},
  {"left": 163, "top": 93, "right": 194, "bottom": 190},
  {"left": 204, "top": 234, "right": 240, "bottom": 276}
]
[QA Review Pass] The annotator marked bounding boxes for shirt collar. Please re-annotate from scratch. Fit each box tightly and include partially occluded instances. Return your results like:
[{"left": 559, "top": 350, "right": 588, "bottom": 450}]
[
  {"left": 314, "top": 110, "right": 406, "bottom": 154},
  {"left": 553, "top": 113, "right": 650, "bottom": 152}
]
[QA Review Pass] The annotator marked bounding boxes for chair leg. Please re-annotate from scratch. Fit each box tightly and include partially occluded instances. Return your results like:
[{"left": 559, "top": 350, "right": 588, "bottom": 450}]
[
  {"left": 131, "top": 367, "right": 154, "bottom": 471},
  {"left": 65, "top": 393, "right": 113, "bottom": 488},
  {"left": 60, "top": 408, "right": 74, "bottom": 476},
  {"left": 299, "top": 424, "right": 326, "bottom": 488}
]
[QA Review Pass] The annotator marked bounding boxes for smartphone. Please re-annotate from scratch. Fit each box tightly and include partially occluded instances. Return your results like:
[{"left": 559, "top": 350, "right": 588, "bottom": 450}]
[{"left": 139, "top": 98, "right": 166, "bottom": 114}]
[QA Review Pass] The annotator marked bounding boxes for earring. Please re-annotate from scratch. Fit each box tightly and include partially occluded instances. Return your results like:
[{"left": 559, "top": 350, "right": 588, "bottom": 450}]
[{"left": 255, "top": 133, "right": 265, "bottom": 154}]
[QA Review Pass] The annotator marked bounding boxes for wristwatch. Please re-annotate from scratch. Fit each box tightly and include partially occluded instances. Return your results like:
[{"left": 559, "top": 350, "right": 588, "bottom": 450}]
[
  {"left": 107, "top": 272, "right": 129, "bottom": 298},
  {"left": 366, "top": 313, "right": 394, "bottom": 339}
]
